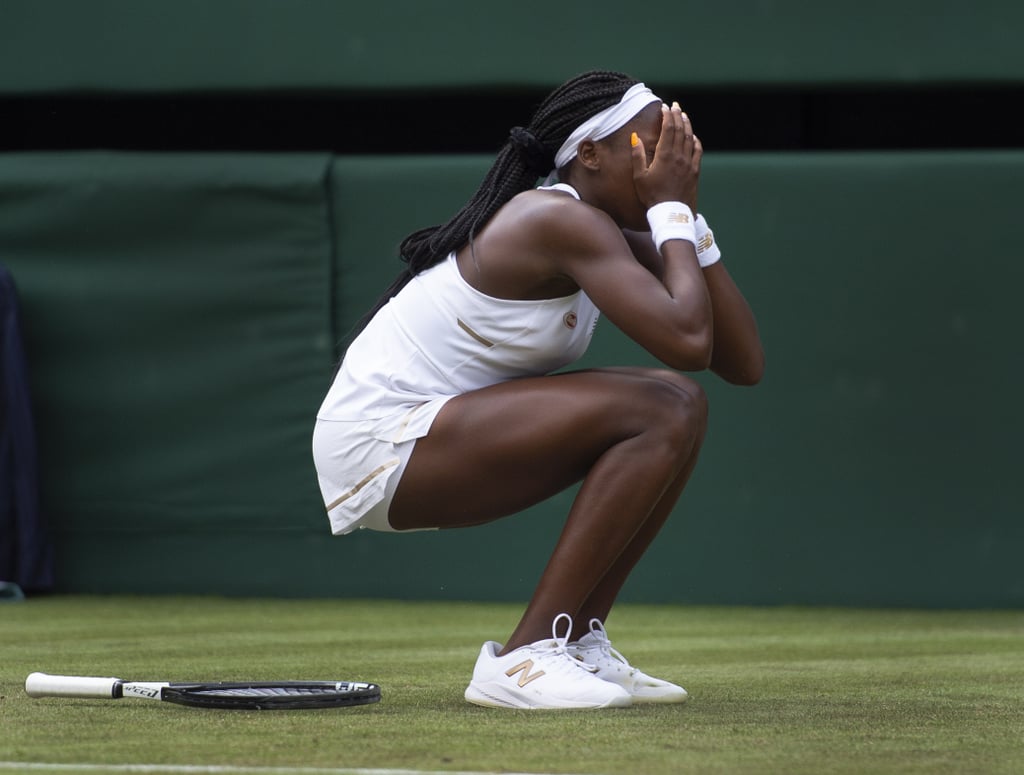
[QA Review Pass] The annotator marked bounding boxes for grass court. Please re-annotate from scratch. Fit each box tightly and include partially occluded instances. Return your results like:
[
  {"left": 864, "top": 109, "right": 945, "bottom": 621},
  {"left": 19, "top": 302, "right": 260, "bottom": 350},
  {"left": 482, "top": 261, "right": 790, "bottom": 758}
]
[{"left": 1, "top": 597, "right": 1022, "bottom": 775}]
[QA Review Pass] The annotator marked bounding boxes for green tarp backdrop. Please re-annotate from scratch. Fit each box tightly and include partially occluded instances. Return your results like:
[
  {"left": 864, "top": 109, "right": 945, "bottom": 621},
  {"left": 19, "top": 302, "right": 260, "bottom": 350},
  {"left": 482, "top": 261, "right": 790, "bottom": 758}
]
[{"left": 2, "top": 150, "right": 1021, "bottom": 606}]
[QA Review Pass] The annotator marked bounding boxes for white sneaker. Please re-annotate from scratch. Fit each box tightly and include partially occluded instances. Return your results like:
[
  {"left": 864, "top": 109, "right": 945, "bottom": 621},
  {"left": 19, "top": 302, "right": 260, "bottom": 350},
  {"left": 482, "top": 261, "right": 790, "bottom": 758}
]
[
  {"left": 465, "top": 613, "right": 633, "bottom": 709},
  {"left": 568, "top": 618, "right": 689, "bottom": 704}
]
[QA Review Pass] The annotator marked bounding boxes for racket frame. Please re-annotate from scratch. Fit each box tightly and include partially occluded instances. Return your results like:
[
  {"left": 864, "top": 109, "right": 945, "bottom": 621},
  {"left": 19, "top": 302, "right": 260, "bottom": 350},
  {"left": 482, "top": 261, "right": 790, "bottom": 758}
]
[{"left": 26, "top": 672, "right": 380, "bottom": 710}]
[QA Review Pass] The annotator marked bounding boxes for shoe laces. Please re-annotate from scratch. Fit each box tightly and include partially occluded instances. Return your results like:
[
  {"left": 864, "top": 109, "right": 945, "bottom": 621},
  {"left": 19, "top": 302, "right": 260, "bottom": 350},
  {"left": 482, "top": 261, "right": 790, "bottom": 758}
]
[
  {"left": 542, "top": 613, "right": 597, "bottom": 673},
  {"left": 584, "top": 618, "right": 634, "bottom": 671}
]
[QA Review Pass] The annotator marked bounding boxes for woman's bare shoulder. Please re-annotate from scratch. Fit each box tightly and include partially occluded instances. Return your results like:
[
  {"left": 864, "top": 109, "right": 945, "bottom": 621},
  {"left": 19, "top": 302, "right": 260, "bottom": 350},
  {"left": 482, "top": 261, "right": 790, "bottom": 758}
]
[{"left": 495, "top": 188, "right": 621, "bottom": 250}]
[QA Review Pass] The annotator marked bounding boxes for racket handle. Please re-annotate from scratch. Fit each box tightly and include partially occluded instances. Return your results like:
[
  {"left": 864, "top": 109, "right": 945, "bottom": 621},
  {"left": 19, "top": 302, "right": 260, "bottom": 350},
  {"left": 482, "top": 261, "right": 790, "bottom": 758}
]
[{"left": 26, "top": 672, "right": 123, "bottom": 699}]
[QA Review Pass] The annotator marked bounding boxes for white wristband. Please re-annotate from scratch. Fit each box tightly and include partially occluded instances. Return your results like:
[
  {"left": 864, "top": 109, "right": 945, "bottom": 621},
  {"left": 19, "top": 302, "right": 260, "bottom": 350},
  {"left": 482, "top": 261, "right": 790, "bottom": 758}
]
[
  {"left": 646, "top": 201, "right": 696, "bottom": 252},
  {"left": 694, "top": 214, "right": 722, "bottom": 268}
]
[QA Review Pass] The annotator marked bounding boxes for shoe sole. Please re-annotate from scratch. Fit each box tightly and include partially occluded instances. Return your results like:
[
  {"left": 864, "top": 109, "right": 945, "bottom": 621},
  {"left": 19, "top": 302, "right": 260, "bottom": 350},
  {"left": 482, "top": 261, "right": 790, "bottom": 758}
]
[
  {"left": 630, "top": 690, "right": 689, "bottom": 704},
  {"left": 465, "top": 683, "right": 632, "bottom": 710}
]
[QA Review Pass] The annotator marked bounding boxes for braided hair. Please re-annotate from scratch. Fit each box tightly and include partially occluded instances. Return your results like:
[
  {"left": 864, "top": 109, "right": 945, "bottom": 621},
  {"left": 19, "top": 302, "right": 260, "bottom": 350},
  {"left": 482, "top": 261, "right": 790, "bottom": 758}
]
[{"left": 347, "top": 70, "right": 640, "bottom": 340}]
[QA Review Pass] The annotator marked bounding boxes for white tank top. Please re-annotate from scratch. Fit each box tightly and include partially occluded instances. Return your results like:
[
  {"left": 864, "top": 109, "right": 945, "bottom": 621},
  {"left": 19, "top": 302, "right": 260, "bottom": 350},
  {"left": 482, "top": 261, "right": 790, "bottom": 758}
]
[{"left": 318, "top": 249, "right": 600, "bottom": 429}]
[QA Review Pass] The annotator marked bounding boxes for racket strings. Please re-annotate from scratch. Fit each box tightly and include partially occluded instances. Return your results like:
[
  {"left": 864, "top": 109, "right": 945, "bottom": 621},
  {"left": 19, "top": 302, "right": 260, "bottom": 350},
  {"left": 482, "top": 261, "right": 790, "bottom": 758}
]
[{"left": 194, "top": 685, "right": 344, "bottom": 698}]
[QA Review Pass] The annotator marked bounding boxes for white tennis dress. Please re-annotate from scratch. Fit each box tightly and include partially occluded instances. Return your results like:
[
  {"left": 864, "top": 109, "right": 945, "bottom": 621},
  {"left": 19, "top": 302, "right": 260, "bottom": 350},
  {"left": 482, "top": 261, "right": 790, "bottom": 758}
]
[{"left": 313, "top": 197, "right": 600, "bottom": 534}]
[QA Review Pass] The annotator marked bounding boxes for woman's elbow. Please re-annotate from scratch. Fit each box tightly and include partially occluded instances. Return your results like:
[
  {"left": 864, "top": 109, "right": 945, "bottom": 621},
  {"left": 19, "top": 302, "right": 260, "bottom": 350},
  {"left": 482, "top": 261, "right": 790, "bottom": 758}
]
[
  {"left": 663, "top": 331, "right": 714, "bottom": 372},
  {"left": 717, "top": 349, "right": 766, "bottom": 386},
  {"left": 729, "top": 364, "right": 765, "bottom": 386}
]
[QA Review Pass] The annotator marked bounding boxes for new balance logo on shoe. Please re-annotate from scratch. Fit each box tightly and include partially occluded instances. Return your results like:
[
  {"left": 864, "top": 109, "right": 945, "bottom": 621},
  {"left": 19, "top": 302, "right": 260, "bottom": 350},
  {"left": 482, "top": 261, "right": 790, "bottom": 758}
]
[{"left": 505, "top": 659, "right": 546, "bottom": 687}]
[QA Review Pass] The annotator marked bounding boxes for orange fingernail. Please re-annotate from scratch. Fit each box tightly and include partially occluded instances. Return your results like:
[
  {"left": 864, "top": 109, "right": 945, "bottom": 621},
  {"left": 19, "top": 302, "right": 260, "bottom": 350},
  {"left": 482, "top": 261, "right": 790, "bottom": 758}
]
[{"left": 630, "top": 132, "right": 639, "bottom": 148}]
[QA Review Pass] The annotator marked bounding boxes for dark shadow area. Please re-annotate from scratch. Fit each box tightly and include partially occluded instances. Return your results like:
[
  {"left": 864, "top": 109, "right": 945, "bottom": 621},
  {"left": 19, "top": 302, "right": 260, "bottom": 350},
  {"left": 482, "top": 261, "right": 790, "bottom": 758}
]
[{"left": 2, "top": 84, "right": 1021, "bottom": 153}]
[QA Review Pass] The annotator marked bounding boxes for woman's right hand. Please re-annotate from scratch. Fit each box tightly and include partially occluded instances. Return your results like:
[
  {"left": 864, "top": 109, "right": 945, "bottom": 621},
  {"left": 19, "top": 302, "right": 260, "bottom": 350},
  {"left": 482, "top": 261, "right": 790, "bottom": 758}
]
[{"left": 631, "top": 102, "right": 702, "bottom": 213}]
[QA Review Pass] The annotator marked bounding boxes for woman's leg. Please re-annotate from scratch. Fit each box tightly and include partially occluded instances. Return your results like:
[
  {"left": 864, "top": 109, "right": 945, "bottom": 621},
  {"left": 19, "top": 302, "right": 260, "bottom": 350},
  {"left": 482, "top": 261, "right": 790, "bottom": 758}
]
[
  {"left": 388, "top": 367, "right": 708, "bottom": 653},
  {"left": 568, "top": 368, "right": 708, "bottom": 637}
]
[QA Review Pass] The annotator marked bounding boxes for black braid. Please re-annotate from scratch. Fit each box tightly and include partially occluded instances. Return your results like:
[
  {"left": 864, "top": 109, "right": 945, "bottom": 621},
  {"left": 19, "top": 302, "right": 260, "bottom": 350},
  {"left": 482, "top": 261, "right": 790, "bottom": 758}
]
[{"left": 345, "top": 70, "right": 640, "bottom": 343}]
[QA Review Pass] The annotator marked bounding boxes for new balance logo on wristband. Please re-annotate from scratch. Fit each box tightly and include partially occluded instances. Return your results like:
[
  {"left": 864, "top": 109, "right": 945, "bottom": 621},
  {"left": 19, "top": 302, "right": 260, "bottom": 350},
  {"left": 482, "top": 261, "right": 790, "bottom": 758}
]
[
  {"left": 647, "top": 201, "right": 697, "bottom": 251},
  {"left": 697, "top": 233, "right": 714, "bottom": 252}
]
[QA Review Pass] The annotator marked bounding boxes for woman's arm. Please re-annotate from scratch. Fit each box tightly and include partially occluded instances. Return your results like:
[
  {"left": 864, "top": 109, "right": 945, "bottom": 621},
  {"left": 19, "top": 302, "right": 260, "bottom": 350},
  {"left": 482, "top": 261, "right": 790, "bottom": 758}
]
[
  {"left": 554, "top": 210, "right": 713, "bottom": 372},
  {"left": 624, "top": 228, "right": 764, "bottom": 385},
  {"left": 702, "top": 261, "right": 764, "bottom": 385}
]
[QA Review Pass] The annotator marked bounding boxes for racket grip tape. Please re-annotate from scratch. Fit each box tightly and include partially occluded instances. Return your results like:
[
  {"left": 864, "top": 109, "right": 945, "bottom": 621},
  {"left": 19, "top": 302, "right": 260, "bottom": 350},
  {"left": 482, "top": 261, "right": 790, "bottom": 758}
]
[{"left": 25, "top": 672, "right": 125, "bottom": 699}]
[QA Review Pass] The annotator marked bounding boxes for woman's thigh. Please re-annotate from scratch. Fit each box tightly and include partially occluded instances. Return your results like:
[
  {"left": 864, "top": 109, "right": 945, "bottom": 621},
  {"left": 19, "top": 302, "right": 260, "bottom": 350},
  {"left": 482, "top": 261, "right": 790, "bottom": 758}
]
[{"left": 388, "top": 367, "right": 706, "bottom": 530}]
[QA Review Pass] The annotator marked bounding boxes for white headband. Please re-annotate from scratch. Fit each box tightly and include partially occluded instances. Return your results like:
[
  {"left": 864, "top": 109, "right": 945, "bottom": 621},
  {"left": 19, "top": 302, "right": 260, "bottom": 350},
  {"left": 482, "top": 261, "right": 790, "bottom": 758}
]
[{"left": 553, "top": 82, "right": 663, "bottom": 169}]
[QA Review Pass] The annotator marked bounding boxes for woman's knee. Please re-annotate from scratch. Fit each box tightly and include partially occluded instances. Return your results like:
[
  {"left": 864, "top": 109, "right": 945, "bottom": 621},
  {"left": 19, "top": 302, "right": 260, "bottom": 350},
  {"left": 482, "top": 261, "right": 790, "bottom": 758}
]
[{"left": 629, "top": 370, "right": 709, "bottom": 445}]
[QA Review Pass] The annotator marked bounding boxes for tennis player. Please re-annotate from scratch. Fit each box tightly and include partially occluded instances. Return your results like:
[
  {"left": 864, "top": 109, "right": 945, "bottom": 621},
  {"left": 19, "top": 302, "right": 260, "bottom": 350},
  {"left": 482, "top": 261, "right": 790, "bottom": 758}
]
[{"left": 313, "top": 71, "right": 764, "bottom": 709}]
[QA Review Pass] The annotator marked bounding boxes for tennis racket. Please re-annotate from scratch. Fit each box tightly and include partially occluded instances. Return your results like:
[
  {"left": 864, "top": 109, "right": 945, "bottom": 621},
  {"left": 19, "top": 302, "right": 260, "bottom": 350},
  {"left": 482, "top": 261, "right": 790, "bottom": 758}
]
[{"left": 25, "top": 672, "right": 380, "bottom": 710}]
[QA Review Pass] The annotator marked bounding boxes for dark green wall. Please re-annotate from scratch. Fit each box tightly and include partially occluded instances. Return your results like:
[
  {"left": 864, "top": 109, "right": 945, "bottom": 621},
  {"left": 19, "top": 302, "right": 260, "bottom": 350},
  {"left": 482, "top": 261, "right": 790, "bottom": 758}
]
[
  {"left": 2, "top": 150, "right": 1021, "bottom": 607},
  {"left": 3, "top": 0, "right": 1023, "bottom": 93},
  {"left": 1, "top": 0, "right": 1021, "bottom": 607}
]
